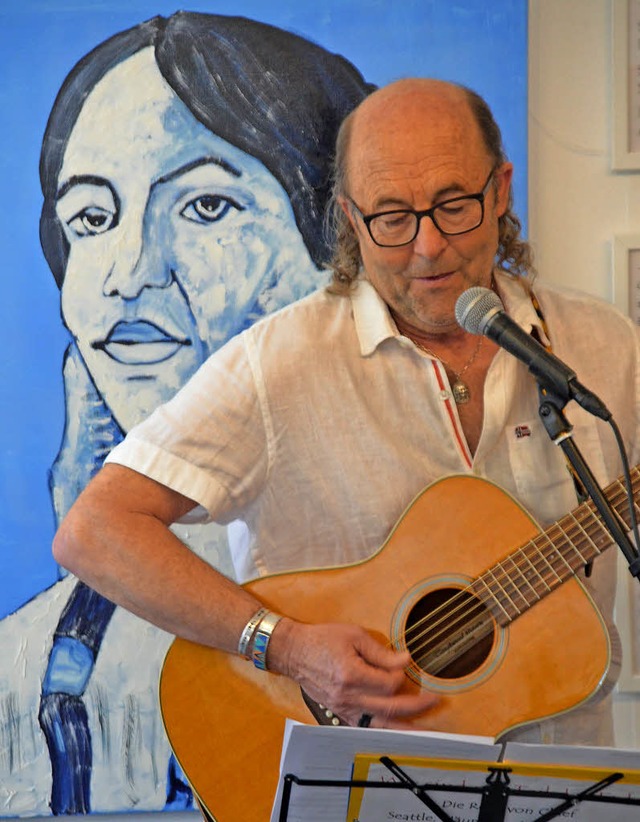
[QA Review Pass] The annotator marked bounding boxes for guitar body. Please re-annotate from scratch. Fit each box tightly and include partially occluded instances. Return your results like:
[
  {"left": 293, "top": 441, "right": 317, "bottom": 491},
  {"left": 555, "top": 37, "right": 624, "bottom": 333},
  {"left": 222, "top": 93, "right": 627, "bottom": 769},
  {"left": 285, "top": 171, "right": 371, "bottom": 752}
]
[{"left": 159, "top": 475, "right": 611, "bottom": 821}]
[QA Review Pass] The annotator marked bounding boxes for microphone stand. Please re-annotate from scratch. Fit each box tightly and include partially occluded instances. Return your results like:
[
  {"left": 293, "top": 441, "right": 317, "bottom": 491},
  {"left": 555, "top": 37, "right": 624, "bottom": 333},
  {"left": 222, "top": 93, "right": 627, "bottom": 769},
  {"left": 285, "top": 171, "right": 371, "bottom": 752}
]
[{"left": 536, "top": 383, "right": 640, "bottom": 585}]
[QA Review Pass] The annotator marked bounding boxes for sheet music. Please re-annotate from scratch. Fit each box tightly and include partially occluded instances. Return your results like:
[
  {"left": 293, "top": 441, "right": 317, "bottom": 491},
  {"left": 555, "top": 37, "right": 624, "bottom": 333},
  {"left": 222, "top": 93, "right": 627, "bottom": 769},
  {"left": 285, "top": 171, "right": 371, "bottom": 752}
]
[
  {"left": 347, "top": 754, "right": 502, "bottom": 822},
  {"left": 271, "top": 724, "right": 640, "bottom": 822},
  {"left": 502, "top": 743, "right": 640, "bottom": 821},
  {"left": 270, "top": 720, "right": 501, "bottom": 822},
  {"left": 351, "top": 750, "right": 640, "bottom": 822},
  {"left": 503, "top": 740, "right": 640, "bottom": 770}
]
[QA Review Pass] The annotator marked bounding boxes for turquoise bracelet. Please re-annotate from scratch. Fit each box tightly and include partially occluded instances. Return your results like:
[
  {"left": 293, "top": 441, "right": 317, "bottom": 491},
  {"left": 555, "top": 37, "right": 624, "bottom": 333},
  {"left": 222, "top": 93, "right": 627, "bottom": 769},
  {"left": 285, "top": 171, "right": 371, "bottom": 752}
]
[
  {"left": 237, "top": 607, "right": 268, "bottom": 659},
  {"left": 252, "top": 611, "right": 282, "bottom": 671}
]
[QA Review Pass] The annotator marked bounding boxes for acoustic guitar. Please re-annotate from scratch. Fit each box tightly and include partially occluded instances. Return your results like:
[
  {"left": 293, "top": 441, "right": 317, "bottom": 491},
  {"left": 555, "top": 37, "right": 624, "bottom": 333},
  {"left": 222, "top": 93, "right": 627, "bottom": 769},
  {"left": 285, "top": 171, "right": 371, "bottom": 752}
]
[{"left": 160, "top": 471, "right": 636, "bottom": 821}]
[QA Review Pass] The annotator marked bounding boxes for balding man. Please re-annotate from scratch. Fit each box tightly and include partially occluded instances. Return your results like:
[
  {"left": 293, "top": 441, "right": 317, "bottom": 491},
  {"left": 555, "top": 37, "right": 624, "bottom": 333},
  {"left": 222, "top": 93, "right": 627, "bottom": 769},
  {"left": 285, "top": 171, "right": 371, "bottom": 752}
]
[{"left": 54, "top": 79, "right": 639, "bottom": 746}]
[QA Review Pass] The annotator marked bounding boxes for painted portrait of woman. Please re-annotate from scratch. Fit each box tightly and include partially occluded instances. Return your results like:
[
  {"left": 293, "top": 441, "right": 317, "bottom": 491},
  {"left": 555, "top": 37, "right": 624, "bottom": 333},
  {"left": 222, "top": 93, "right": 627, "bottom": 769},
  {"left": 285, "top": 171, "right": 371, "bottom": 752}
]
[{"left": 0, "top": 11, "right": 373, "bottom": 815}]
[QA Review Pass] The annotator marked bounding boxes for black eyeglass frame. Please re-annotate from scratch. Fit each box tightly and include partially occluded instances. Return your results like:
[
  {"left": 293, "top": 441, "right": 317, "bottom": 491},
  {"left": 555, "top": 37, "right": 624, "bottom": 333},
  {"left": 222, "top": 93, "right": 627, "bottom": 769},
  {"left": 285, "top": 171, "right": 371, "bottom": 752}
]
[{"left": 349, "top": 168, "right": 497, "bottom": 248}]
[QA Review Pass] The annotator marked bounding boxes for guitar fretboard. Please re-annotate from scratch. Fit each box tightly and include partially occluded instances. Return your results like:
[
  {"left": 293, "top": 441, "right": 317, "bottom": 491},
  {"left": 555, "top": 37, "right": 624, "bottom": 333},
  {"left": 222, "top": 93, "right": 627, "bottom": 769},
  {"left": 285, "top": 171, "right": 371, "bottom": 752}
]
[{"left": 472, "top": 466, "right": 640, "bottom": 625}]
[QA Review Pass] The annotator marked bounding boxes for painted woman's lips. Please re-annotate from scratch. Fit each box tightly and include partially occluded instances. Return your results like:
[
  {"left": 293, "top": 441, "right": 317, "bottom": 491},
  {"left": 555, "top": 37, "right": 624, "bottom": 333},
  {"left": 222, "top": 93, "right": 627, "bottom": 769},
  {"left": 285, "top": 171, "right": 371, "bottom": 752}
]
[{"left": 92, "top": 320, "right": 191, "bottom": 365}]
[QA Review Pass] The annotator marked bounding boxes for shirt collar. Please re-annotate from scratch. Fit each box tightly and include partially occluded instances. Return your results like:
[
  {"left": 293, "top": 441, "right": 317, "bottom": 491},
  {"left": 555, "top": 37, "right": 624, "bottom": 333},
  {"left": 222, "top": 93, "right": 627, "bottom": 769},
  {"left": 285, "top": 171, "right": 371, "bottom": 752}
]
[
  {"left": 351, "top": 279, "right": 399, "bottom": 356},
  {"left": 350, "top": 270, "right": 549, "bottom": 356},
  {"left": 495, "top": 271, "right": 551, "bottom": 347}
]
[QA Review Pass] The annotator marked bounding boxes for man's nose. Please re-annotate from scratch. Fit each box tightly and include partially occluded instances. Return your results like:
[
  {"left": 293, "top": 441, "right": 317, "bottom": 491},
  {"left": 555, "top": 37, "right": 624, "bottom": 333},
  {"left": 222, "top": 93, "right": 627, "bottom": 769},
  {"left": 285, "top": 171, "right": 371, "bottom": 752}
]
[{"left": 412, "top": 214, "right": 448, "bottom": 258}]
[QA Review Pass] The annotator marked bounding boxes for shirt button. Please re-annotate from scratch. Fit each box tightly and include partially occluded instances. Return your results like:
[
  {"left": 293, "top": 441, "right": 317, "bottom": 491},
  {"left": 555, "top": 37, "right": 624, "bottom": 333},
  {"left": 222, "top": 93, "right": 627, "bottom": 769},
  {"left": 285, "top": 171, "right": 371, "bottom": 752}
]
[{"left": 440, "top": 389, "right": 451, "bottom": 400}]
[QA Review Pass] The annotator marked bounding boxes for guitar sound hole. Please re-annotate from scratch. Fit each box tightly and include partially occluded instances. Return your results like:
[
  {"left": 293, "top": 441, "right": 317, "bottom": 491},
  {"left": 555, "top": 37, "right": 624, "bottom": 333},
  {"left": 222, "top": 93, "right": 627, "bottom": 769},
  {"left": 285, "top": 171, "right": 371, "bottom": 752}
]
[{"left": 405, "top": 586, "right": 495, "bottom": 680}]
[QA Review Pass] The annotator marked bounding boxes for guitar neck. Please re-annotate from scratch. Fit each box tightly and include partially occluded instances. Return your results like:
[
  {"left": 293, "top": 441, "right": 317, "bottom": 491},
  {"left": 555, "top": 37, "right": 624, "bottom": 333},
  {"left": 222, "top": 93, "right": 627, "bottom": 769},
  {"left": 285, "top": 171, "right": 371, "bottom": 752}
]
[{"left": 473, "top": 465, "right": 640, "bottom": 625}]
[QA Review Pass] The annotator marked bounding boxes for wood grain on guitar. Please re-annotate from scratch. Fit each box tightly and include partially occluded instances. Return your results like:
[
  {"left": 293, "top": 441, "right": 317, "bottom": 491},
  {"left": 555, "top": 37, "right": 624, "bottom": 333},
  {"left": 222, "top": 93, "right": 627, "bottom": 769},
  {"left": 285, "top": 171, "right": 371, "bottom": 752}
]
[{"left": 160, "top": 471, "right": 637, "bottom": 821}]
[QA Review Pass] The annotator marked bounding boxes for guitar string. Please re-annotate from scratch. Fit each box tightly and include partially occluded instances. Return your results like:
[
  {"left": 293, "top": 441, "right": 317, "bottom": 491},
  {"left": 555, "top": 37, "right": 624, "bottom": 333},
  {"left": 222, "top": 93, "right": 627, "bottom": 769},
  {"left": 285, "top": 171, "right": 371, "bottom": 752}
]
[
  {"left": 405, "top": 539, "right": 572, "bottom": 671},
  {"left": 403, "top": 513, "right": 603, "bottom": 669},
  {"left": 399, "top": 474, "right": 639, "bottom": 669},
  {"left": 403, "top": 490, "right": 627, "bottom": 666},
  {"left": 408, "top": 505, "right": 604, "bottom": 648},
  {"left": 403, "top": 476, "right": 639, "bottom": 669},
  {"left": 397, "top": 473, "right": 638, "bottom": 664}
]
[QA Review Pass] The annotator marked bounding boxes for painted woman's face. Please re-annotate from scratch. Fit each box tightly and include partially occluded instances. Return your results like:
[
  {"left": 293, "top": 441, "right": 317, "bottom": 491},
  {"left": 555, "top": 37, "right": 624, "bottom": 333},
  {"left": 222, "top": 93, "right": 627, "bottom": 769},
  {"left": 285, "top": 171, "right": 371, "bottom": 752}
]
[{"left": 56, "top": 48, "right": 318, "bottom": 432}]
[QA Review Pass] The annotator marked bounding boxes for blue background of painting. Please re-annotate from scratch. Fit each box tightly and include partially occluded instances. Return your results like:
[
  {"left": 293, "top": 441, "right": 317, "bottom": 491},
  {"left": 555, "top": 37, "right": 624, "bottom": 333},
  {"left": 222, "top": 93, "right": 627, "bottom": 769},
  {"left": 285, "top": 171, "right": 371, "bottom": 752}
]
[{"left": 0, "top": 0, "right": 527, "bottom": 619}]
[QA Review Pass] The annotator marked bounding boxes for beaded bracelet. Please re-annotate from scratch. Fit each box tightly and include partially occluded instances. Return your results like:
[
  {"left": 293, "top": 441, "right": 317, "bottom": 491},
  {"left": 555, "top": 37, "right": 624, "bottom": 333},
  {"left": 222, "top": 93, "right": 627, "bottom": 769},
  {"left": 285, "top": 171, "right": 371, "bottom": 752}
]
[
  {"left": 237, "top": 607, "right": 268, "bottom": 659},
  {"left": 251, "top": 611, "right": 282, "bottom": 671}
]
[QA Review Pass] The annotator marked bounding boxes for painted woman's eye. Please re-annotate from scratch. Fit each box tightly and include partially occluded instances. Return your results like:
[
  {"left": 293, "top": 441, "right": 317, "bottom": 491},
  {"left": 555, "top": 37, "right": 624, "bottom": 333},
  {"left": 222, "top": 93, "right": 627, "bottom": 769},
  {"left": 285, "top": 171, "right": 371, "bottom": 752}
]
[
  {"left": 67, "top": 207, "right": 116, "bottom": 236},
  {"left": 180, "top": 195, "right": 244, "bottom": 224}
]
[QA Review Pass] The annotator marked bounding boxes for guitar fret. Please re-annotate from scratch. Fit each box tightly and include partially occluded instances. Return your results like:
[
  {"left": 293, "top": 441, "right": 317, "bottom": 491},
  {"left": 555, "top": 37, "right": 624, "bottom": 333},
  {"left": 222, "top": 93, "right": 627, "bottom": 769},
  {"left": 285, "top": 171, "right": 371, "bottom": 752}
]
[
  {"left": 579, "top": 505, "right": 611, "bottom": 555},
  {"left": 612, "top": 476, "right": 640, "bottom": 531},
  {"left": 568, "top": 510, "right": 603, "bottom": 560},
  {"left": 528, "top": 539, "right": 563, "bottom": 587},
  {"left": 623, "top": 482, "right": 640, "bottom": 524},
  {"left": 628, "top": 479, "right": 640, "bottom": 518},
  {"left": 494, "top": 560, "right": 529, "bottom": 613},
  {"left": 474, "top": 575, "right": 512, "bottom": 624},
  {"left": 554, "top": 521, "right": 589, "bottom": 572},
  {"left": 485, "top": 567, "right": 521, "bottom": 616},
  {"left": 538, "top": 528, "right": 574, "bottom": 579},
  {"left": 504, "top": 552, "right": 542, "bottom": 604},
  {"left": 521, "top": 548, "right": 552, "bottom": 593},
  {"left": 534, "top": 534, "right": 562, "bottom": 591}
]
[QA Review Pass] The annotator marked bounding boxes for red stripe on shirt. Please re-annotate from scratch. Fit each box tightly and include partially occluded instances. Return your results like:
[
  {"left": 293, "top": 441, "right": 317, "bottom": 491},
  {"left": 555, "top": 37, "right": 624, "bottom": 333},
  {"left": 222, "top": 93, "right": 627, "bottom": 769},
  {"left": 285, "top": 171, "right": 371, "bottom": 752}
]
[{"left": 430, "top": 359, "right": 473, "bottom": 469}]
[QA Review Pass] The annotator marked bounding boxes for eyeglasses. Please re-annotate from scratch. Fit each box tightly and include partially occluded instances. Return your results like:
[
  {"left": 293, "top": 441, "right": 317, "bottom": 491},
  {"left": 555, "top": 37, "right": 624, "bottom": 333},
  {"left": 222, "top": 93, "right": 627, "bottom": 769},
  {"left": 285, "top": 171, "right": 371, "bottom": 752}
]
[{"left": 349, "top": 169, "right": 496, "bottom": 248}]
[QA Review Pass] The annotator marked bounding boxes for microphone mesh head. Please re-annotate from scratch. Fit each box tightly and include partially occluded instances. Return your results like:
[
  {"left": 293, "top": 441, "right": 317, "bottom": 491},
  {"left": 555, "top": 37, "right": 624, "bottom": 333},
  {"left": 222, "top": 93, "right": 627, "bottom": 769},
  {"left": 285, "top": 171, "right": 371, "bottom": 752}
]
[{"left": 455, "top": 286, "right": 503, "bottom": 334}]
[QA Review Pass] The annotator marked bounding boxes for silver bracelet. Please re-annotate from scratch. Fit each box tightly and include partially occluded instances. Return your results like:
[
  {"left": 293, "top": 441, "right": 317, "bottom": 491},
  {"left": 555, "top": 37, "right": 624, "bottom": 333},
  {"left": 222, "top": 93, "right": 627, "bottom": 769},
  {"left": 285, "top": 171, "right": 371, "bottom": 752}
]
[
  {"left": 237, "top": 607, "right": 268, "bottom": 659},
  {"left": 252, "top": 611, "right": 282, "bottom": 671}
]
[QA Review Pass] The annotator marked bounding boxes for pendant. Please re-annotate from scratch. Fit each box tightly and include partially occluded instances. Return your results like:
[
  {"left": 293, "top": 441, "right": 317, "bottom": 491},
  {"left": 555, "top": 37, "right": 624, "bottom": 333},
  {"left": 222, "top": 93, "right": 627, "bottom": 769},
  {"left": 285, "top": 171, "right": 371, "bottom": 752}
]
[{"left": 452, "top": 379, "right": 471, "bottom": 405}]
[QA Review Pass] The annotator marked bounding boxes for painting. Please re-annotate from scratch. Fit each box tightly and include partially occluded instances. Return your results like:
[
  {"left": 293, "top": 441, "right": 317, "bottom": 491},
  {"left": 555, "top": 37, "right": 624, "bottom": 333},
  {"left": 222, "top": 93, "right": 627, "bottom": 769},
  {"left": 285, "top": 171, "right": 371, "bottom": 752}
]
[
  {"left": 0, "top": 0, "right": 527, "bottom": 815},
  {"left": 613, "top": 233, "right": 640, "bottom": 323},
  {"left": 611, "top": 0, "right": 640, "bottom": 170}
]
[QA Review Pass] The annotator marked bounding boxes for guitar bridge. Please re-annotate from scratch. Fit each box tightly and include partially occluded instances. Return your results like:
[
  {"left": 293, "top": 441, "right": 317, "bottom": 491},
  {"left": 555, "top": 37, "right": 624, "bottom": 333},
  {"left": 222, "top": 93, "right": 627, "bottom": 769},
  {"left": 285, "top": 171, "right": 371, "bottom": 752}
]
[{"left": 300, "top": 689, "right": 348, "bottom": 726}]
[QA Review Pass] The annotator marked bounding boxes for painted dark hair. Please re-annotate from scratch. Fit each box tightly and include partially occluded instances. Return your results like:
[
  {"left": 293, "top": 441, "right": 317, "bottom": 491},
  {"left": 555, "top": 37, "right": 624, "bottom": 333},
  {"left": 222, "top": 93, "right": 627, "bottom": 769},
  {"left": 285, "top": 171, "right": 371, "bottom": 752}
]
[{"left": 39, "top": 11, "right": 375, "bottom": 286}]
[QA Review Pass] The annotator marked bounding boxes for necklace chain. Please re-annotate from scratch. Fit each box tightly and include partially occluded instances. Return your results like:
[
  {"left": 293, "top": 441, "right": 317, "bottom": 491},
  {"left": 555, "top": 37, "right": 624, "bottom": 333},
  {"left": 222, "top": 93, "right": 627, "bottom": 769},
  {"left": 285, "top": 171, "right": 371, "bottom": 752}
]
[{"left": 413, "top": 336, "right": 483, "bottom": 405}]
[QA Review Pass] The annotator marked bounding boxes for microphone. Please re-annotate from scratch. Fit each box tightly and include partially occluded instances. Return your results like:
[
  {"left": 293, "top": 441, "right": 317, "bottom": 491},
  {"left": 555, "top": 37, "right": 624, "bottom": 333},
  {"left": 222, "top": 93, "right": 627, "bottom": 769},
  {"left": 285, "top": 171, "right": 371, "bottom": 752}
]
[{"left": 455, "top": 286, "right": 611, "bottom": 421}]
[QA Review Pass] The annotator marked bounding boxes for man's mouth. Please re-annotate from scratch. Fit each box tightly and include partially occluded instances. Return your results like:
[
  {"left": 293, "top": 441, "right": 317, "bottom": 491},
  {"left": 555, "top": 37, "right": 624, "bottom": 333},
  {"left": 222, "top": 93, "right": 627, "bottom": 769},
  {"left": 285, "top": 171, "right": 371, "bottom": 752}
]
[
  {"left": 92, "top": 320, "right": 192, "bottom": 365},
  {"left": 414, "top": 271, "right": 454, "bottom": 282}
]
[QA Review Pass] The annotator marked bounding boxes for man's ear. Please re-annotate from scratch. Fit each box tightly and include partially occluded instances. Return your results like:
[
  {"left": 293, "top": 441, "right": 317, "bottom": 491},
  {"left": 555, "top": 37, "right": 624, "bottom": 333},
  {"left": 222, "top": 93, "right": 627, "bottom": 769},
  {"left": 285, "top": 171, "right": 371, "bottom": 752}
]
[
  {"left": 337, "top": 196, "right": 358, "bottom": 232},
  {"left": 495, "top": 162, "right": 514, "bottom": 218}
]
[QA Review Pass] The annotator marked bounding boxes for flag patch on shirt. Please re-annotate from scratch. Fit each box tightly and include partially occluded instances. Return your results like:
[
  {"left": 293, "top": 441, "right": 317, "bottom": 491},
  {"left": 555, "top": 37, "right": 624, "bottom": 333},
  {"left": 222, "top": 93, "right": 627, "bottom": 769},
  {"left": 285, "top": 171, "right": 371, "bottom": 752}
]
[{"left": 514, "top": 424, "right": 532, "bottom": 439}]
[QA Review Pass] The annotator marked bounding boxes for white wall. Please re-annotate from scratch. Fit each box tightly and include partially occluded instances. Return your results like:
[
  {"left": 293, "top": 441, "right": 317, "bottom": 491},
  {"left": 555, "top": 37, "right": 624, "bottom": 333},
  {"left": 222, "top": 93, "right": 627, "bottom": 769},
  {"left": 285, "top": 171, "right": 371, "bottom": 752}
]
[
  {"left": 528, "top": 0, "right": 640, "bottom": 299},
  {"left": 529, "top": 0, "right": 640, "bottom": 748}
]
